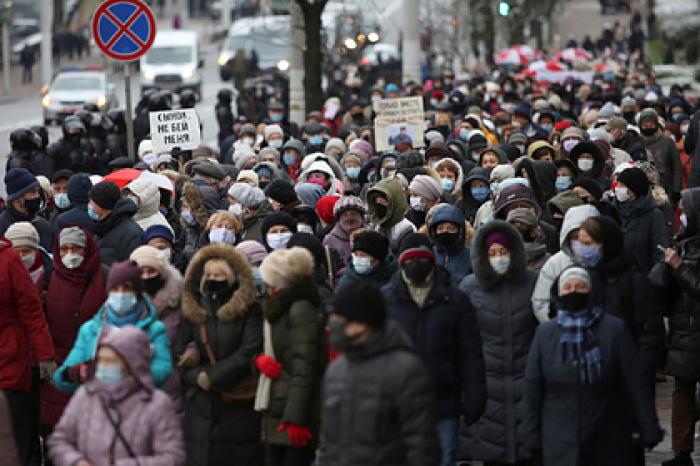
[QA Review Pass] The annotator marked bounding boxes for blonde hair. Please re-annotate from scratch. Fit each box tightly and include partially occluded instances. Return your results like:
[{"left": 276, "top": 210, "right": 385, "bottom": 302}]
[{"left": 206, "top": 211, "right": 243, "bottom": 233}]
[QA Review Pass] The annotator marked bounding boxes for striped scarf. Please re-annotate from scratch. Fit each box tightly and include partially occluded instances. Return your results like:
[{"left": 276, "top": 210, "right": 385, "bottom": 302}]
[{"left": 557, "top": 307, "right": 603, "bottom": 384}]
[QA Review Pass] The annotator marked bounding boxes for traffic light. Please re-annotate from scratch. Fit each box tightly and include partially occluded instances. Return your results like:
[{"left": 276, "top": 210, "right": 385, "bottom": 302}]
[{"left": 498, "top": 1, "right": 510, "bottom": 16}]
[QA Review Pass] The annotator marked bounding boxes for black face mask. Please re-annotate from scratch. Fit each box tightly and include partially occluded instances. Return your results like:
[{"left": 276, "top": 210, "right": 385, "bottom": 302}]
[
  {"left": 640, "top": 126, "right": 657, "bottom": 137},
  {"left": 402, "top": 258, "right": 435, "bottom": 284},
  {"left": 24, "top": 197, "right": 41, "bottom": 216},
  {"left": 517, "top": 227, "right": 533, "bottom": 242},
  {"left": 328, "top": 320, "right": 364, "bottom": 351},
  {"left": 65, "top": 133, "right": 81, "bottom": 144},
  {"left": 435, "top": 232, "right": 460, "bottom": 248},
  {"left": 203, "top": 279, "right": 230, "bottom": 296},
  {"left": 559, "top": 291, "right": 589, "bottom": 311},
  {"left": 352, "top": 113, "right": 364, "bottom": 124},
  {"left": 374, "top": 204, "right": 388, "bottom": 219},
  {"left": 143, "top": 275, "right": 165, "bottom": 296}
]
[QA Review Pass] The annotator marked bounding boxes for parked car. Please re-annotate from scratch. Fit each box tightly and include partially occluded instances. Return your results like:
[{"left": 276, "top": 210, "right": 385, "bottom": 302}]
[
  {"left": 140, "top": 30, "right": 203, "bottom": 98},
  {"left": 41, "top": 69, "right": 117, "bottom": 125}
]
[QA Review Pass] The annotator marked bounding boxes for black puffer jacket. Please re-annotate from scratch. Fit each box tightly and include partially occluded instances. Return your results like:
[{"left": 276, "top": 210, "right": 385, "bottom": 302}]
[
  {"left": 666, "top": 188, "right": 700, "bottom": 380},
  {"left": 317, "top": 321, "right": 441, "bottom": 466},
  {"left": 383, "top": 267, "right": 486, "bottom": 423},
  {"left": 458, "top": 220, "right": 538, "bottom": 464},
  {"left": 93, "top": 198, "right": 143, "bottom": 267}
]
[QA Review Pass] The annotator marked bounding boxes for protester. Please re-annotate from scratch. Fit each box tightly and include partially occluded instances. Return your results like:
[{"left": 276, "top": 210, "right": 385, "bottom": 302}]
[
  {"left": 318, "top": 280, "right": 441, "bottom": 465},
  {"left": 48, "top": 326, "right": 186, "bottom": 466}
]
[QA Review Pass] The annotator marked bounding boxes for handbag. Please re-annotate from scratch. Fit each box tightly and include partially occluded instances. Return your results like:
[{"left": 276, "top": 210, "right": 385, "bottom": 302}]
[{"left": 199, "top": 324, "right": 258, "bottom": 403}]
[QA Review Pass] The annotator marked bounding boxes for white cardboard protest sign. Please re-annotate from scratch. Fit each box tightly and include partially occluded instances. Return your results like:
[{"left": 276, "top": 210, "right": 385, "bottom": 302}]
[
  {"left": 149, "top": 109, "right": 201, "bottom": 153},
  {"left": 373, "top": 96, "right": 426, "bottom": 152}
]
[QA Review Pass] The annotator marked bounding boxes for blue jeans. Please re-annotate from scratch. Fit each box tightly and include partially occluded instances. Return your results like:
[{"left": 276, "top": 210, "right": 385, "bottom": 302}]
[{"left": 436, "top": 417, "right": 459, "bottom": 466}]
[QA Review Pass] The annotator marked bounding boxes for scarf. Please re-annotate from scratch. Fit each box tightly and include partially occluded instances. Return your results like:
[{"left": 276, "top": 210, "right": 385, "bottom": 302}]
[
  {"left": 106, "top": 301, "right": 144, "bottom": 327},
  {"left": 556, "top": 306, "right": 603, "bottom": 384}
]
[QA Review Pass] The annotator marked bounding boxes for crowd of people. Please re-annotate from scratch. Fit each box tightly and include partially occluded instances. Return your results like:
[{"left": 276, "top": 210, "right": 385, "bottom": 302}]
[{"left": 3, "top": 43, "right": 700, "bottom": 466}]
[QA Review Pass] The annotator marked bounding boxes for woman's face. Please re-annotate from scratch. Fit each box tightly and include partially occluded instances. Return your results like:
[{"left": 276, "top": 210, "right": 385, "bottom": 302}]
[
  {"left": 438, "top": 167, "right": 456, "bottom": 182},
  {"left": 487, "top": 243, "right": 509, "bottom": 258},
  {"left": 578, "top": 228, "right": 603, "bottom": 252},
  {"left": 211, "top": 218, "right": 236, "bottom": 232},
  {"left": 268, "top": 225, "right": 291, "bottom": 234},
  {"left": 560, "top": 277, "right": 591, "bottom": 295},
  {"left": 481, "top": 153, "right": 499, "bottom": 169},
  {"left": 97, "top": 347, "right": 127, "bottom": 373}
]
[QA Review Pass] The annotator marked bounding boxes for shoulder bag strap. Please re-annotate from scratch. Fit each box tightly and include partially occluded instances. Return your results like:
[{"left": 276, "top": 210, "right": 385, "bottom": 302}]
[
  {"left": 100, "top": 397, "right": 140, "bottom": 466},
  {"left": 199, "top": 323, "right": 217, "bottom": 365}
]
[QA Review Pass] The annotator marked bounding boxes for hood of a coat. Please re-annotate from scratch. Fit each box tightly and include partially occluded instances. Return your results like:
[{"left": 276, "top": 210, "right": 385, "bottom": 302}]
[
  {"left": 344, "top": 320, "right": 413, "bottom": 360},
  {"left": 681, "top": 187, "right": 700, "bottom": 238},
  {"left": 94, "top": 198, "right": 137, "bottom": 237},
  {"left": 182, "top": 180, "right": 219, "bottom": 228},
  {"left": 513, "top": 157, "right": 548, "bottom": 206},
  {"left": 298, "top": 160, "right": 337, "bottom": 195},
  {"left": 559, "top": 204, "right": 600, "bottom": 256},
  {"left": 150, "top": 263, "right": 182, "bottom": 317},
  {"left": 127, "top": 177, "right": 160, "bottom": 219},
  {"left": 591, "top": 214, "right": 626, "bottom": 268},
  {"left": 470, "top": 220, "right": 527, "bottom": 289},
  {"left": 97, "top": 325, "right": 154, "bottom": 389},
  {"left": 254, "top": 161, "right": 283, "bottom": 182},
  {"left": 547, "top": 190, "right": 584, "bottom": 217},
  {"left": 434, "top": 157, "right": 464, "bottom": 196},
  {"left": 479, "top": 145, "right": 509, "bottom": 165},
  {"left": 366, "top": 177, "right": 409, "bottom": 228},
  {"left": 181, "top": 243, "right": 257, "bottom": 323},
  {"left": 570, "top": 141, "right": 606, "bottom": 180},
  {"left": 67, "top": 173, "right": 92, "bottom": 205},
  {"left": 428, "top": 204, "right": 466, "bottom": 252}
]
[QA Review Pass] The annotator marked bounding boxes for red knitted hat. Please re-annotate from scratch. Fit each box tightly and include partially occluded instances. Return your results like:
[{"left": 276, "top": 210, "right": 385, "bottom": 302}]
[{"left": 315, "top": 195, "right": 341, "bottom": 225}]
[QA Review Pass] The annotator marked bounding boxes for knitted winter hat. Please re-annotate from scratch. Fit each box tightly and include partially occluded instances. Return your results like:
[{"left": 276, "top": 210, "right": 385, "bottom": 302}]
[
  {"left": 352, "top": 230, "right": 389, "bottom": 262},
  {"left": 409, "top": 175, "right": 442, "bottom": 201},
  {"left": 228, "top": 183, "right": 266, "bottom": 209},
  {"left": 236, "top": 169, "right": 259, "bottom": 187},
  {"left": 485, "top": 232, "right": 511, "bottom": 250},
  {"left": 5, "top": 168, "right": 39, "bottom": 201},
  {"left": 107, "top": 260, "right": 143, "bottom": 295},
  {"left": 264, "top": 179, "right": 298, "bottom": 205},
  {"left": 315, "top": 195, "right": 341, "bottom": 225},
  {"left": 264, "top": 124, "right": 284, "bottom": 141},
  {"left": 130, "top": 245, "right": 166, "bottom": 277},
  {"left": 259, "top": 247, "right": 314, "bottom": 290},
  {"left": 332, "top": 280, "right": 386, "bottom": 328},
  {"left": 398, "top": 233, "right": 435, "bottom": 264},
  {"left": 5, "top": 221, "right": 39, "bottom": 249},
  {"left": 618, "top": 167, "right": 650, "bottom": 198},
  {"left": 235, "top": 240, "right": 269, "bottom": 266},
  {"left": 141, "top": 224, "right": 174, "bottom": 245},
  {"left": 58, "top": 226, "right": 86, "bottom": 248},
  {"left": 333, "top": 195, "right": 366, "bottom": 219},
  {"left": 89, "top": 181, "right": 121, "bottom": 210},
  {"left": 558, "top": 266, "right": 591, "bottom": 295}
]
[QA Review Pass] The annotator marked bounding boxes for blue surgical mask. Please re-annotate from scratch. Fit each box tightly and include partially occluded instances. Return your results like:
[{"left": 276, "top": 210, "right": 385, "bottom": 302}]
[
  {"left": 252, "top": 266, "right": 264, "bottom": 288},
  {"left": 309, "top": 135, "right": 323, "bottom": 146},
  {"left": 441, "top": 178, "right": 454, "bottom": 192},
  {"left": 471, "top": 186, "right": 490, "bottom": 202},
  {"left": 270, "top": 113, "right": 283, "bottom": 122},
  {"left": 95, "top": 364, "right": 124, "bottom": 385},
  {"left": 283, "top": 152, "right": 297, "bottom": 166},
  {"left": 346, "top": 166, "right": 360, "bottom": 179},
  {"left": 571, "top": 240, "right": 602, "bottom": 267},
  {"left": 209, "top": 228, "right": 236, "bottom": 245},
  {"left": 181, "top": 210, "right": 196, "bottom": 226},
  {"left": 541, "top": 123, "right": 553, "bottom": 133},
  {"left": 555, "top": 176, "right": 572, "bottom": 191},
  {"left": 107, "top": 291, "right": 138, "bottom": 315},
  {"left": 459, "top": 128, "right": 471, "bottom": 140},
  {"left": 54, "top": 193, "right": 70, "bottom": 209},
  {"left": 87, "top": 204, "right": 100, "bottom": 221}
]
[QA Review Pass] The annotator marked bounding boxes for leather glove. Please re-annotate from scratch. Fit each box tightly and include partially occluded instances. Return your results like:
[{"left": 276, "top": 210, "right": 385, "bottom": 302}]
[
  {"left": 255, "top": 355, "right": 282, "bottom": 379},
  {"left": 277, "top": 423, "right": 312, "bottom": 447},
  {"left": 196, "top": 371, "right": 211, "bottom": 391},
  {"left": 64, "top": 363, "right": 90, "bottom": 384},
  {"left": 178, "top": 346, "right": 200, "bottom": 368},
  {"left": 39, "top": 360, "right": 57, "bottom": 381}
]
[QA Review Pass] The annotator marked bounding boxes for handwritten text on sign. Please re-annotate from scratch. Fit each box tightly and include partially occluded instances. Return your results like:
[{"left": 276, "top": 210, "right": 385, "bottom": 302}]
[{"left": 149, "top": 109, "right": 201, "bottom": 153}]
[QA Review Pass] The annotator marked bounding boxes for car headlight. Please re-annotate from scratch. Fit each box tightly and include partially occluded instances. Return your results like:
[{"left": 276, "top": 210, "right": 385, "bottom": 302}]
[
  {"left": 277, "top": 59, "right": 290, "bottom": 71},
  {"left": 42, "top": 95, "right": 51, "bottom": 107},
  {"left": 181, "top": 68, "right": 194, "bottom": 79},
  {"left": 144, "top": 70, "right": 155, "bottom": 80},
  {"left": 96, "top": 95, "right": 107, "bottom": 107},
  {"left": 368, "top": 32, "right": 380, "bottom": 43},
  {"left": 217, "top": 54, "right": 230, "bottom": 66}
]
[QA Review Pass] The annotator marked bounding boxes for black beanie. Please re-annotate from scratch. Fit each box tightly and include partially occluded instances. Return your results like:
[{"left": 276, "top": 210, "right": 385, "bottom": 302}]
[
  {"left": 353, "top": 231, "right": 389, "bottom": 262},
  {"left": 89, "top": 181, "right": 121, "bottom": 210},
  {"left": 261, "top": 211, "right": 298, "bottom": 238},
  {"left": 399, "top": 232, "right": 433, "bottom": 254},
  {"left": 332, "top": 280, "right": 386, "bottom": 328},
  {"left": 618, "top": 167, "right": 650, "bottom": 198},
  {"left": 264, "top": 179, "right": 298, "bottom": 205}
]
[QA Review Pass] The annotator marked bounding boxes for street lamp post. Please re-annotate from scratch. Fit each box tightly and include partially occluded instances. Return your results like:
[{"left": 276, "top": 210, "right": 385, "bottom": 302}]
[{"left": 1, "top": 1, "right": 12, "bottom": 95}]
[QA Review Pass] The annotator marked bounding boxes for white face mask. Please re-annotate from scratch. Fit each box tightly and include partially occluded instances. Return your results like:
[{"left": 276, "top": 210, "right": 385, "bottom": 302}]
[
  {"left": 209, "top": 228, "right": 236, "bottom": 245},
  {"left": 241, "top": 137, "right": 254, "bottom": 147},
  {"left": 267, "top": 231, "right": 292, "bottom": 250},
  {"left": 269, "top": 139, "right": 283, "bottom": 149},
  {"left": 61, "top": 252, "right": 84, "bottom": 269},
  {"left": 229, "top": 203, "right": 243, "bottom": 217},
  {"left": 410, "top": 195, "right": 426, "bottom": 212},
  {"left": 489, "top": 255, "right": 510, "bottom": 275},
  {"left": 577, "top": 159, "right": 594, "bottom": 172},
  {"left": 159, "top": 248, "right": 172, "bottom": 263},
  {"left": 562, "top": 139, "right": 579, "bottom": 153},
  {"left": 297, "top": 223, "right": 314, "bottom": 235},
  {"left": 21, "top": 252, "right": 35, "bottom": 269},
  {"left": 142, "top": 153, "right": 157, "bottom": 165},
  {"left": 615, "top": 186, "right": 630, "bottom": 203},
  {"left": 352, "top": 254, "right": 372, "bottom": 274}
]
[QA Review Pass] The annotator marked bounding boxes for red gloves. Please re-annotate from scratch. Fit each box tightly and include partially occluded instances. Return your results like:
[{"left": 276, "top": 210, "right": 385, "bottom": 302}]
[
  {"left": 255, "top": 355, "right": 282, "bottom": 379},
  {"left": 277, "top": 423, "right": 312, "bottom": 447},
  {"left": 65, "top": 363, "right": 90, "bottom": 384}
]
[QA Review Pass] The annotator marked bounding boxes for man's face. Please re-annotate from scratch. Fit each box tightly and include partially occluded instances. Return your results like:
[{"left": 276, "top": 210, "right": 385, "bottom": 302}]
[{"left": 52, "top": 179, "right": 68, "bottom": 195}]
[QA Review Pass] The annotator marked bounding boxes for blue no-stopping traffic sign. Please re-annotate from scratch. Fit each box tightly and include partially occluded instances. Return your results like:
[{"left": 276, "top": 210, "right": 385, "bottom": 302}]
[{"left": 92, "top": 0, "right": 156, "bottom": 61}]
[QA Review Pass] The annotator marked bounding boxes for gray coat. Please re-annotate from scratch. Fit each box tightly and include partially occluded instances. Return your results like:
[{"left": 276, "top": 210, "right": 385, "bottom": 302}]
[
  {"left": 459, "top": 220, "right": 538, "bottom": 464},
  {"left": 525, "top": 314, "right": 662, "bottom": 466},
  {"left": 317, "top": 322, "right": 441, "bottom": 466}
]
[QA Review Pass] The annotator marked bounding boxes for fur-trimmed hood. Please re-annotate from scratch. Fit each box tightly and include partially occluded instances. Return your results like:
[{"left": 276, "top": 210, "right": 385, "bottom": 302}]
[
  {"left": 181, "top": 243, "right": 257, "bottom": 323},
  {"left": 470, "top": 220, "right": 527, "bottom": 289},
  {"left": 149, "top": 263, "right": 183, "bottom": 318}
]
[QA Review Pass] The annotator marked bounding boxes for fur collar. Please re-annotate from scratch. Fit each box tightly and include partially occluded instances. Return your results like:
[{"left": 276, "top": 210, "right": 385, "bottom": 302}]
[
  {"left": 181, "top": 244, "right": 257, "bottom": 323},
  {"left": 471, "top": 220, "right": 527, "bottom": 290},
  {"left": 150, "top": 264, "right": 183, "bottom": 318}
]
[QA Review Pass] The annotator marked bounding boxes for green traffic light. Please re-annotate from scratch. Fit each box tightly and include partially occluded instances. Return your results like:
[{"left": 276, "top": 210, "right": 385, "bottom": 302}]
[{"left": 499, "top": 1, "right": 510, "bottom": 16}]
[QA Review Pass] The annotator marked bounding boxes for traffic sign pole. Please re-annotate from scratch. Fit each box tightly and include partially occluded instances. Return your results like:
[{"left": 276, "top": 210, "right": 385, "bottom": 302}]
[
  {"left": 92, "top": 0, "right": 156, "bottom": 164},
  {"left": 124, "top": 63, "right": 135, "bottom": 162}
]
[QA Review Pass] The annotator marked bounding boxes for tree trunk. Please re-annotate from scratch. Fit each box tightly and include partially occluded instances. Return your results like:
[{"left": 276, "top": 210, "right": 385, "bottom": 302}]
[{"left": 296, "top": 0, "right": 328, "bottom": 113}]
